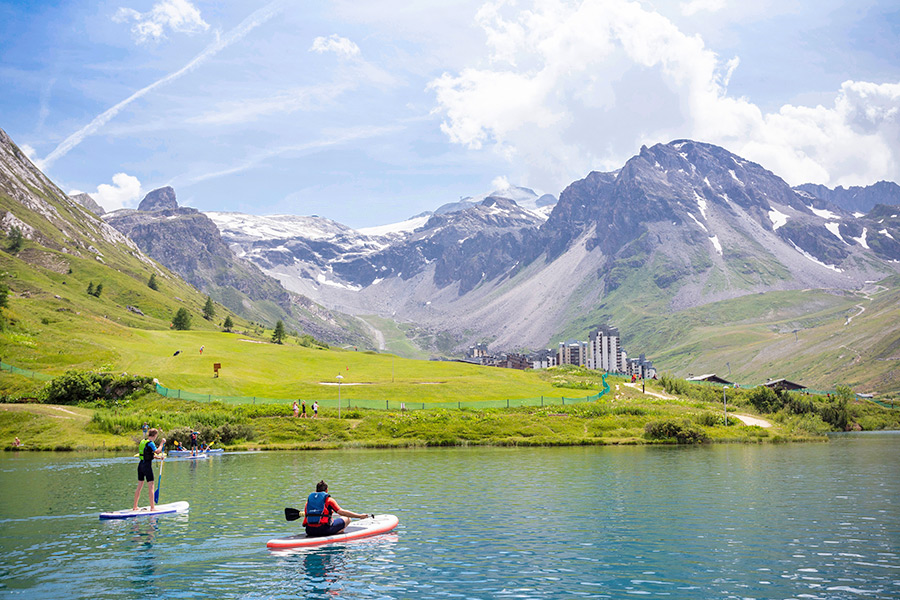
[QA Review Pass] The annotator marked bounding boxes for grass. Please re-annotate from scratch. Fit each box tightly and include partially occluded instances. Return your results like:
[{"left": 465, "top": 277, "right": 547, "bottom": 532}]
[{"left": 0, "top": 375, "right": 838, "bottom": 451}]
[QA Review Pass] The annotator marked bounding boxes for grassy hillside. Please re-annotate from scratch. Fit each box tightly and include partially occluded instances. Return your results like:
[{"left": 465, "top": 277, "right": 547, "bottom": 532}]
[{"left": 555, "top": 264, "right": 900, "bottom": 394}]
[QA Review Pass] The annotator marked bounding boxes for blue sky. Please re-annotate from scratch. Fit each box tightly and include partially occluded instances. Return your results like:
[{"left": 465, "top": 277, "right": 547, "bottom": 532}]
[{"left": 2, "top": 0, "right": 898, "bottom": 228}]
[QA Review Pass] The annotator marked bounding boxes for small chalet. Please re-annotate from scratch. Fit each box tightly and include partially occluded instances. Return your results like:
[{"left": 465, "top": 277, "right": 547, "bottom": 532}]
[
  {"left": 686, "top": 374, "right": 734, "bottom": 385},
  {"left": 761, "top": 378, "right": 805, "bottom": 391}
]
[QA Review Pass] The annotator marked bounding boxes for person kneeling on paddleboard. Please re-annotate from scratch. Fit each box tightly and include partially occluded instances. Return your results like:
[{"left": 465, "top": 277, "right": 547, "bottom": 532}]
[
  {"left": 133, "top": 429, "right": 165, "bottom": 511},
  {"left": 303, "top": 480, "right": 371, "bottom": 537}
]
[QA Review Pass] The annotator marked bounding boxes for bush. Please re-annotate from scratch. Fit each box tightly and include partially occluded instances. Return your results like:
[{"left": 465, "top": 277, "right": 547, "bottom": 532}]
[
  {"left": 40, "top": 370, "right": 153, "bottom": 405},
  {"left": 644, "top": 419, "right": 709, "bottom": 443}
]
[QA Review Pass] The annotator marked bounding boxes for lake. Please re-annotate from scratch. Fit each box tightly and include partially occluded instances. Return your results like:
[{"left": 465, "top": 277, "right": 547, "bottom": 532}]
[{"left": 1, "top": 434, "right": 898, "bottom": 599}]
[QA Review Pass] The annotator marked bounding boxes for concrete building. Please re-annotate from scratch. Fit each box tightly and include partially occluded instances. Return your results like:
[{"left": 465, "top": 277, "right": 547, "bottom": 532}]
[
  {"left": 557, "top": 340, "right": 587, "bottom": 366},
  {"left": 530, "top": 349, "right": 557, "bottom": 370},
  {"left": 626, "top": 354, "right": 657, "bottom": 379},
  {"left": 587, "top": 325, "right": 621, "bottom": 373}
]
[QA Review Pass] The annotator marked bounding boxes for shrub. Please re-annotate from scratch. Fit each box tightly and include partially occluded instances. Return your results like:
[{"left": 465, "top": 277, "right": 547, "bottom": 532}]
[
  {"left": 644, "top": 419, "right": 709, "bottom": 443},
  {"left": 40, "top": 370, "right": 153, "bottom": 405},
  {"left": 747, "top": 386, "right": 782, "bottom": 413}
]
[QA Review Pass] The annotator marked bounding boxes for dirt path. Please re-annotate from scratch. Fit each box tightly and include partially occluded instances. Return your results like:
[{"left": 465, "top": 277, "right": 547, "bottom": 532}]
[
  {"left": 731, "top": 413, "right": 773, "bottom": 428},
  {"left": 0, "top": 404, "right": 89, "bottom": 421},
  {"left": 623, "top": 382, "right": 676, "bottom": 400}
]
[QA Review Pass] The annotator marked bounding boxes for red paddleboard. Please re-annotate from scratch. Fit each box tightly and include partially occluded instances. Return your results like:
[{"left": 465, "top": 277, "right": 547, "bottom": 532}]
[{"left": 266, "top": 514, "right": 399, "bottom": 549}]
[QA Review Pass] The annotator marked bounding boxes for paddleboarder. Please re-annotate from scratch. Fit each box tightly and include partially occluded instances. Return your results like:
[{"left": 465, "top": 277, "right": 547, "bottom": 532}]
[
  {"left": 133, "top": 428, "right": 165, "bottom": 511},
  {"left": 303, "top": 480, "right": 371, "bottom": 537}
]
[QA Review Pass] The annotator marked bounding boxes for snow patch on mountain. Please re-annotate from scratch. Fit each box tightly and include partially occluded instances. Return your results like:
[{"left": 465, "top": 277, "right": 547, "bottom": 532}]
[
  {"left": 688, "top": 213, "right": 707, "bottom": 231},
  {"left": 788, "top": 240, "right": 842, "bottom": 272},
  {"left": 358, "top": 214, "right": 429, "bottom": 237},
  {"left": 809, "top": 206, "right": 840, "bottom": 220},
  {"left": 769, "top": 208, "right": 789, "bottom": 230},
  {"left": 825, "top": 222, "right": 848, "bottom": 244},
  {"left": 710, "top": 235, "right": 722, "bottom": 255}
]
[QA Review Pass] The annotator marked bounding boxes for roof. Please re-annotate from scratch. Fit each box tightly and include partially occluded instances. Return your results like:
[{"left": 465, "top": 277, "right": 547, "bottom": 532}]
[
  {"left": 761, "top": 378, "right": 805, "bottom": 391},
  {"left": 686, "top": 374, "right": 734, "bottom": 385}
]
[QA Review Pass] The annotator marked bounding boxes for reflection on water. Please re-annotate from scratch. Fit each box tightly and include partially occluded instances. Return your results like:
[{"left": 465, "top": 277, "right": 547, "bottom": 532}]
[{"left": 0, "top": 437, "right": 898, "bottom": 599}]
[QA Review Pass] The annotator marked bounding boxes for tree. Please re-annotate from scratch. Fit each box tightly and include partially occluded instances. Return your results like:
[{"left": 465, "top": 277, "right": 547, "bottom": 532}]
[
  {"left": 93, "top": 282, "right": 103, "bottom": 298},
  {"left": 7, "top": 226, "right": 23, "bottom": 253},
  {"left": 147, "top": 273, "right": 159, "bottom": 291},
  {"left": 203, "top": 295, "right": 216, "bottom": 320},
  {"left": 271, "top": 320, "right": 285, "bottom": 344},
  {"left": 0, "top": 280, "right": 9, "bottom": 313},
  {"left": 87, "top": 282, "right": 95, "bottom": 296},
  {"left": 223, "top": 315, "right": 234, "bottom": 332},
  {"left": 172, "top": 308, "right": 192, "bottom": 330}
]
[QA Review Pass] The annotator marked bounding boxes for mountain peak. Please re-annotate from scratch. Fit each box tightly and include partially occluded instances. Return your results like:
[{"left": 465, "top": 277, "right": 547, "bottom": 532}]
[{"left": 138, "top": 186, "right": 178, "bottom": 211}]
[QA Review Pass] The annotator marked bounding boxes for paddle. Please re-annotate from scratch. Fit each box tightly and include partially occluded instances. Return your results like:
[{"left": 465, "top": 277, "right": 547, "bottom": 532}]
[
  {"left": 284, "top": 508, "right": 375, "bottom": 521},
  {"left": 154, "top": 459, "right": 164, "bottom": 503}
]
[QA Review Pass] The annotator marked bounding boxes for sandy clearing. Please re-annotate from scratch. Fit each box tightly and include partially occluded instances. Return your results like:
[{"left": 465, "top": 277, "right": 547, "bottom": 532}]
[
  {"left": 731, "top": 414, "right": 773, "bottom": 428},
  {"left": 623, "top": 382, "right": 676, "bottom": 400},
  {"left": 0, "top": 404, "right": 88, "bottom": 420}
]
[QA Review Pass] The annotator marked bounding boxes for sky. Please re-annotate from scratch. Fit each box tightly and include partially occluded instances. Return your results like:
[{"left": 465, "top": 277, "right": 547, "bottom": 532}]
[{"left": 1, "top": 0, "right": 898, "bottom": 228}]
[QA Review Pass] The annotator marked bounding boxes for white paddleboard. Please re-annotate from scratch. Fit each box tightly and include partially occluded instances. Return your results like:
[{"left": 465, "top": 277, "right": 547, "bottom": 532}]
[
  {"left": 99, "top": 501, "right": 189, "bottom": 520},
  {"left": 267, "top": 514, "right": 399, "bottom": 549}
]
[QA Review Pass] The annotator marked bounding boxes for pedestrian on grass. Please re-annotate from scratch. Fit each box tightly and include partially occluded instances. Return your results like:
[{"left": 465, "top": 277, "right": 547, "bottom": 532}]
[
  {"left": 301, "top": 402, "right": 307, "bottom": 418},
  {"left": 312, "top": 401, "right": 318, "bottom": 418},
  {"left": 293, "top": 401, "right": 299, "bottom": 418}
]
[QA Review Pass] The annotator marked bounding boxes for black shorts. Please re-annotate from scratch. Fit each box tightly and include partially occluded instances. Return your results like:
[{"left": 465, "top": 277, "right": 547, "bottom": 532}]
[
  {"left": 305, "top": 517, "right": 346, "bottom": 537},
  {"left": 137, "top": 460, "right": 154, "bottom": 481}
]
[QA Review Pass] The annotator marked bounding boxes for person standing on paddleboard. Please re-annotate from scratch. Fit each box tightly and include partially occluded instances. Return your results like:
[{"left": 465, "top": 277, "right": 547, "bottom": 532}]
[
  {"left": 303, "top": 480, "right": 371, "bottom": 537},
  {"left": 133, "top": 428, "right": 165, "bottom": 511}
]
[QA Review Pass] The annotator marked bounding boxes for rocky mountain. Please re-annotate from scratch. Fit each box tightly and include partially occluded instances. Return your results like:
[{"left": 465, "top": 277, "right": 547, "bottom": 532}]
[
  {"left": 211, "top": 140, "right": 900, "bottom": 356},
  {"left": 70, "top": 192, "right": 105, "bottom": 216},
  {"left": 0, "top": 127, "right": 150, "bottom": 272},
  {"left": 104, "top": 188, "right": 368, "bottom": 346},
  {"left": 796, "top": 181, "right": 900, "bottom": 215},
  {"left": 137, "top": 186, "right": 178, "bottom": 211}
]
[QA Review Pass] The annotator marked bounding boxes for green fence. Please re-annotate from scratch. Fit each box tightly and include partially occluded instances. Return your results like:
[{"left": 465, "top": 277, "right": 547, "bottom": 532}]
[
  {"left": 155, "top": 380, "right": 609, "bottom": 410},
  {"left": 0, "top": 361, "right": 54, "bottom": 381}
]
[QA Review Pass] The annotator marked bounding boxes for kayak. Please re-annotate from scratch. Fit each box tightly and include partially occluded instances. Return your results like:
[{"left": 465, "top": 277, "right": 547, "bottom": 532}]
[
  {"left": 167, "top": 449, "right": 222, "bottom": 457},
  {"left": 100, "top": 501, "right": 189, "bottom": 520},
  {"left": 267, "top": 514, "right": 399, "bottom": 549}
]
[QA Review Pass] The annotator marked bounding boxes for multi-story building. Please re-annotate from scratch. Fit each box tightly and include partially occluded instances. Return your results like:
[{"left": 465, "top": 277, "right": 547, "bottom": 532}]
[
  {"left": 530, "top": 349, "right": 557, "bottom": 370},
  {"left": 626, "top": 354, "right": 656, "bottom": 379},
  {"left": 557, "top": 340, "right": 587, "bottom": 366},
  {"left": 587, "top": 325, "right": 621, "bottom": 373}
]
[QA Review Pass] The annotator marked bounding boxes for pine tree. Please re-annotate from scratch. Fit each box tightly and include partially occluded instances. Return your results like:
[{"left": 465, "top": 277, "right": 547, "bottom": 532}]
[
  {"left": 172, "top": 308, "right": 192, "bottom": 330},
  {"left": 148, "top": 273, "right": 159, "bottom": 291},
  {"left": 203, "top": 295, "right": 215, "bottom": 320},
  {"left": 93, "top": 282, "right": 103, "bottom": 298},
  {"left": 223, "top": 315, "right": 234, "bottom": 332},
  {"left": 7, "top": 226, "right": 23, "bottom": 253},
  {"left": 87, "top": 282, "right": 95, "bottom": 296},
  {"left": 271, "top": 320, "right": 285, "bottom": 344}
]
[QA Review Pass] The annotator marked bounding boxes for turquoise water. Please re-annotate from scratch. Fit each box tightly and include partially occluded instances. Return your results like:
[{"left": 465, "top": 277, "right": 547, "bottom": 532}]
[{"left": 1, "top": 434, "right": 898, "bottom": 599}]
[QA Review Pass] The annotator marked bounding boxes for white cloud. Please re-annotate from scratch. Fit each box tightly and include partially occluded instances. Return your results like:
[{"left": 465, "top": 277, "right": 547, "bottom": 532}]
[
  {"left": 680, "top": 0, "right": 725, "bottom": 16},
  {"left": 114, "top": 0, "right": 209, "bottom": 43},
  {"left": 429, "top": 0, "right": 900, "bottom": 191},
  {"left": 310, "top": 34, "right": 361, "bottom": 58},
  {"left": 92, "top": 173, "right": 143, "bottom": 211},
  {"left": 491, "top": 175, "right": 511, "bottom": 190}
]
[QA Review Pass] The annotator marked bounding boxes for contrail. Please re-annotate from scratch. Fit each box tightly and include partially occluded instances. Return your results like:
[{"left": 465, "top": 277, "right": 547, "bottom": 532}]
[{"left": 40, "top": 0, "right": 285, "bottom": 169}]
